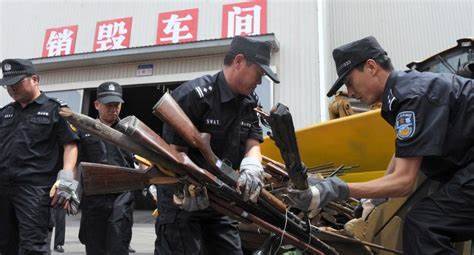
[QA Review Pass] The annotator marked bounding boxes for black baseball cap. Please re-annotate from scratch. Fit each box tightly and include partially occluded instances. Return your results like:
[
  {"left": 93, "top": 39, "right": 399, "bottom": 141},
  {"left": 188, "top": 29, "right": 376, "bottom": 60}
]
[
  {"left": 0, "top": 59, "right": 37, "bottom": 86},
  {"left": 327, "top": 36, "right": 387, "bottom": 97},
  {"left": 229, "top": 36, "right": 280, "bottom": 84},
  {"left": 97, "top": 81, "right": 124, "bottom": 104}
]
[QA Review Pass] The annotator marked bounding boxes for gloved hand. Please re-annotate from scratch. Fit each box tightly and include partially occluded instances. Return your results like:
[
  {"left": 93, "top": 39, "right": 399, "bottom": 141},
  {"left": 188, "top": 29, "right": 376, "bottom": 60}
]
[
  {"left": 50, "top": 170, "right": 80, "bottom": 215},
  {"left": 180, "top": 184, "right": 209, "bottom": 212},
  {"left": 360, "top": 198, "right": 388, "bottom": 220},
  {"left": 237, "top": 157, "right": 264, "bottom": 203},
  {"left": 286, "top": 177, "right": 349, "bottom": 212},
  {"left": 148, "top": 185, "right": 158, "bottom": 202}
]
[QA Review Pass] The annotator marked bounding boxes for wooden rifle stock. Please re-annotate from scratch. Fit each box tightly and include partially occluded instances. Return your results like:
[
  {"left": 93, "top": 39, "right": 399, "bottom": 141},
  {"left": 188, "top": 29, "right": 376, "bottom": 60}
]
[
  {"left": 79, "top": 162, "right": 177, "bottom": 195},
  {"left": 152, "top": 93, "right": 239, "bottom": 183},
  {"left": 59, "top": 107, "right": 184, "bottom": 176},
  {"left": 61, "top": 109, "right": 341, "bottom": 253},
  {"left": 153, "top": 93, "right": 287, "bottom": 212}
]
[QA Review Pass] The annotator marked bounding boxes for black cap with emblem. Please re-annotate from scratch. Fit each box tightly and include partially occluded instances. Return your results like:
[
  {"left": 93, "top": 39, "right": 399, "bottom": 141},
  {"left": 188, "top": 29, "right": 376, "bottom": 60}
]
[
  {"left": 97, "top": 81, "right": 124, "bottom": 104},
  {"left": 229, "top": 36, "right": 280, "bottom": 84},
  {"left": 0, "top": 59, "right": 37, "bottom": 86},
  {"left": 327, "top": 36, "right": 387, "bottom": 97}
]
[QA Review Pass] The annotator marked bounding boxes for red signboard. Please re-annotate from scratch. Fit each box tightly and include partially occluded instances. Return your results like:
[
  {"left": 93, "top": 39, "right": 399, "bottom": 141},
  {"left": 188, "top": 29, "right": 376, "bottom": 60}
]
[
  {"left": 156, "top": 8, "right": 199, "bottom": 45},
  {"left": 93, "top": 17, "right": 133, "bottom": 52},
  {"left": 42, "top": 25, "right": 78, "bottom": 57},
  {"left": 222, "top": 0, "right": 267, "bottom": 38}
]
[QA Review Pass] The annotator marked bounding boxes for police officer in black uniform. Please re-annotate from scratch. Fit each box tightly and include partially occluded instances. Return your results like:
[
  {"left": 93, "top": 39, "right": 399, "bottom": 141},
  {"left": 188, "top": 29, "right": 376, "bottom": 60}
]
[
  {"left": 287, "top": 36, "right": 474, "bottom": 254},
  {"left": 0, "top": 59, "right": 79, "bottom": 255},
  {"left": 78, "top": 81, "right": 135, "bottom": 255},
  {"left": 155, "top": 36, "right": 280, "bottom": 255}
]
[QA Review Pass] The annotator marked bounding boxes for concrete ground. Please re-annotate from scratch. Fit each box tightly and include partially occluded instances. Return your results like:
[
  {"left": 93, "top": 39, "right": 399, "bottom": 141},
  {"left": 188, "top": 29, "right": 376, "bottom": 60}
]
[{"left": 51, "top": 210, "right": 156, "bottom": 255}]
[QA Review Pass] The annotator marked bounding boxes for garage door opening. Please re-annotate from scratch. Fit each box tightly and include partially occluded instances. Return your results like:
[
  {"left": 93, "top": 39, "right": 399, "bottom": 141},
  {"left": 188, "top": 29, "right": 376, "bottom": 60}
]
[
  {"left": 82, "top": 82, "right": 182, "bottom": 209},
  {"left": 83, "top": 82, "right": 181, "bottom": 134}
]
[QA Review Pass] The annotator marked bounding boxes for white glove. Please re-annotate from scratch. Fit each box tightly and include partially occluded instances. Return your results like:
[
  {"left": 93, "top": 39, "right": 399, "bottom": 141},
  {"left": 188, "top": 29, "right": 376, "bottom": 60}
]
[
  {"left": 148, "top": 185, "right": 158, "bottom": 202},
  {"left": 237, "top": 157, "right": 264, "bottom": 203},
  {"left": 361, "top": 198, "right": 388, "bottom": 220},
  {"left": 50, "top": 170, "right": 80, "bottom": 215},
  {"left": 286, "top": 177, "right": 349, "bottom": 212}
]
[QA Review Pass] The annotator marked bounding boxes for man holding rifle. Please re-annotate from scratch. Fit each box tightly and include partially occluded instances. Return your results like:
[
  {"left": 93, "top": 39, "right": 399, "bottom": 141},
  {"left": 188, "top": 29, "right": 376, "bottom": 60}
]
[
  {"left": 156, "top": 36, "right": 280, "bottom": 255},
  {"left": 287, "top": 36, "right": 474, "bottom": 254},
  {"left": 77, "top": 81, "right": 135, "bottom": 255},
  {"left": 0, "top": 59, "right": 79, "bottom": 254}
]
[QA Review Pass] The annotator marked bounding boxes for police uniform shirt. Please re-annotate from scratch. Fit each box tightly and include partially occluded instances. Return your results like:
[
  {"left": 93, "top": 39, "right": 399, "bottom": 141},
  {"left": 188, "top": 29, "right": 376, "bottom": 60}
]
[
  {"left": 0, "top": 93, "right": 79, "bottom": 185},
  {"left": 162, "top": 71, "right": 263, "bottom": 170},
  {"left": 381, "top": 70, "right": 474, "bottom": 179},
  {"left": 78, "top": 123, "right": 134, "bottom": 169}
]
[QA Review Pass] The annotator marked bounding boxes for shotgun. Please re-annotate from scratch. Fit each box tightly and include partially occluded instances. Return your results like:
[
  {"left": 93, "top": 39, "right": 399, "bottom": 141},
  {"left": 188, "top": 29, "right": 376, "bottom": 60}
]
[
  {"left": 61, "top": 109, "right": 390, "bottom": 254},
  {"left": 100, "top": 111, "right": 339, "bottom": 253},
  {"left": 152, "top": 93, "right": 287, "bottom": 212},
  {"left": 256, "top": 104, "right": 309, "bottom": 190},
  {"left": 79, "top": 162, "right": 177, "bottom": 195},
  {"left": 59, "top": 107, "right": 179, "bottom": 177},
  {"left": 59, "top": 108, "right": 229, "bottom": 189}
]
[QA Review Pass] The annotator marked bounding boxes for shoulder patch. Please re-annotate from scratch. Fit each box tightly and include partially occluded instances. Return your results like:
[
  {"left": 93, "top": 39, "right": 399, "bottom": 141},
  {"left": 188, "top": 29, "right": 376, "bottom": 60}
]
[
  {"left": 395, "top": 111, "right": 416, "bottom": 140},
  {"left": 49, "top": 97, "right": 68, "bottom": 107},
  {"left": 251, "top": 91, "right": 259, "bottom": 102},
  {"left": 0, "top": 102, "right": 15, "bottom": 112},
  {"left": 194, "top": 83, "right": 214, "bottom": 99},
  {"left": 387, "top": 89, "right": 397, "bottom": 111}
]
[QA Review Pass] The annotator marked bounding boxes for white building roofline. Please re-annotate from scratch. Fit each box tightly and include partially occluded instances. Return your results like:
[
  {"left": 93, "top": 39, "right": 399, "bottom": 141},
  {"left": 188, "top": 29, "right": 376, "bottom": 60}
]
[{"left": 30, "top": 34, "right": 279, "bottom": 72}]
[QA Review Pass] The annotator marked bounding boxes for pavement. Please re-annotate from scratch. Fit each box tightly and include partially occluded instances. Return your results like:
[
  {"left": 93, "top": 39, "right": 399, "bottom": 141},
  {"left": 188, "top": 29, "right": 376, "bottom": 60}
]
[{"left": 51, "top": 210, "right": 156, "bottom": 255}]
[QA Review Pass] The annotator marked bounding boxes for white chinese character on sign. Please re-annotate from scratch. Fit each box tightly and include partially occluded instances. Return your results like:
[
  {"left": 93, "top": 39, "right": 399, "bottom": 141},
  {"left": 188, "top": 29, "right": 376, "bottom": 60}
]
[
  {"left": 160, "top": 14, "right": 193, "bottom": 43},
  {"left": 46, "top": 29, "right": 74, "bottom": 56},
  {"left": 227, "top": 5, "right": 262, "bottom": 37},
  {"left": 96, "top": 21, "right": 128, "bottom": 51}
]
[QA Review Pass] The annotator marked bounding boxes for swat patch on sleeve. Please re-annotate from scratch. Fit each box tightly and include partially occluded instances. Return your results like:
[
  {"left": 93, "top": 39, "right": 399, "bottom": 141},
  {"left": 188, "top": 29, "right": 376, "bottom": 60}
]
[{"left": 395, "top": 111, "right": 416, "bottom": 140}]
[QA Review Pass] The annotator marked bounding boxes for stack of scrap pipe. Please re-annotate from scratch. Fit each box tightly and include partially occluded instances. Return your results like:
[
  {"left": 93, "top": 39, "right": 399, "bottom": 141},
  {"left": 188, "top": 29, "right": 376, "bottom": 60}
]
[{"left": 59, "top": 93, "right": 401, "bottom": 255}]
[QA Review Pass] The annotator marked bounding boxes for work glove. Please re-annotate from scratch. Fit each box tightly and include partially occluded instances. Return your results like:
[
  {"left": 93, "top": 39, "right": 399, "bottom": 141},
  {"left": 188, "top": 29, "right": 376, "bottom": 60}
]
[
  {"left": 237, "top": 157, "right": 264, "bottom": 203},
  {"left": 50, "top": 170, "right": 80, "bottom": 215},
  {"left": 286, "top": 177, "right": 349, "bottom": 212},
  {"left": 178, "top": 184, "right": 210, "bottom": 212},
  {"left": 356, "top": 198, "right": 388, "bottom": 220},
  {"left": 148, "top": 185, "right": 158, "bottom": 202}
]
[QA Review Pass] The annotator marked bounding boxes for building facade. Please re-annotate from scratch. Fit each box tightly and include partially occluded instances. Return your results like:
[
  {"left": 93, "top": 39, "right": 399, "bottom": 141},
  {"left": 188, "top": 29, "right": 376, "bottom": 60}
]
[{"left": 0, "top": 0, "right": 472, "bottom": 128}]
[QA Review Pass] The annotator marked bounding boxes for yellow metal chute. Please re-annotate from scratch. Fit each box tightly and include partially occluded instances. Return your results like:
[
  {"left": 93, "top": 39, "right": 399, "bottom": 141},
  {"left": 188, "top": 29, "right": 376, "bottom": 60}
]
[{"left": 261, "top": 109, "right": 395, "bottom": 182}]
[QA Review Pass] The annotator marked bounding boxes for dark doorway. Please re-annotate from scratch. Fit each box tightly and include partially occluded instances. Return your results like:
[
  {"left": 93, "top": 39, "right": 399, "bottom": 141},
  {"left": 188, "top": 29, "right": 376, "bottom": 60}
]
[
  {"left": 84, "top": 82, "right": 179, "bottom": 133},
  {"left": 82, "top": 82, "right": 182, "bottom": 209}
]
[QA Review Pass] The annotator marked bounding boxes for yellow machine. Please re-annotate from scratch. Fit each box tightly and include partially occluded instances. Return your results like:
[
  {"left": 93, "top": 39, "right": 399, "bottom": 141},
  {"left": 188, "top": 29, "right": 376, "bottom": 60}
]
[
  {"left": 261, "top": 109, "right": 394, "bottom": 183},
  {"left": 261, "top": 108, "right": 471, "bottom": 254}
]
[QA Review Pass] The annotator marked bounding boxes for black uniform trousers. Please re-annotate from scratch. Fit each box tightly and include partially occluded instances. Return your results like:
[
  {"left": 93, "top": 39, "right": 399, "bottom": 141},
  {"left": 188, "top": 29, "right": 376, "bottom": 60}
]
[
  {"left": 79, "top": 192, "right": 134, "bottom": 255},
  {"left": 0, "top": 184, "right": 51, "bottom": 255},
  {"left": 403, "top": 162, "right": 474, "bottom": 254},
  {"left": 155, "top": 207, "right": 242, "bottom": 255},
  {"left": 52, "top": 207, "right": 65, "bottom": 247}
]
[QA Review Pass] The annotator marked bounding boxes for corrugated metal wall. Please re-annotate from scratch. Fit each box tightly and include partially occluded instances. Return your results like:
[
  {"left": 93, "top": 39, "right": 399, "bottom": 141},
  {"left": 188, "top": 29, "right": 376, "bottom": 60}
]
[
  {"left": 39, "top": 55, "right": 224, "bottom": 90},
  {"left": 1, "top": 0, "right": 473, "bottom": 128},
  {"left": 323, "top": 0, "right": 474, "bottom": 98}
]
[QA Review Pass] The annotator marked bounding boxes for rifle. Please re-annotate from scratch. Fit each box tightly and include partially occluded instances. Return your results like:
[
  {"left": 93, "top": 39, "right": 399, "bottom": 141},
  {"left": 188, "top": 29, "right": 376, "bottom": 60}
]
[
  {"left": 256, "top": 104, "right": 309, "bottom": 190},
  {"left": 79, "top": 162, "right": 177, "bottom": 195},
  {"left": 61, "top": 109, "right": 400, "bottom": 255},
  {"left": 152, "top": 93, "right": 287, "bottom": 212}
]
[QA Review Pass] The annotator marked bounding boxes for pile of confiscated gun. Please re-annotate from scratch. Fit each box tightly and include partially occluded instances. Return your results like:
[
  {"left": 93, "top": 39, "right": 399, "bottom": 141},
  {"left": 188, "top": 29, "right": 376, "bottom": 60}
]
[{"left": 59, "top": 93, "right": 401, "bottom": 255}]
